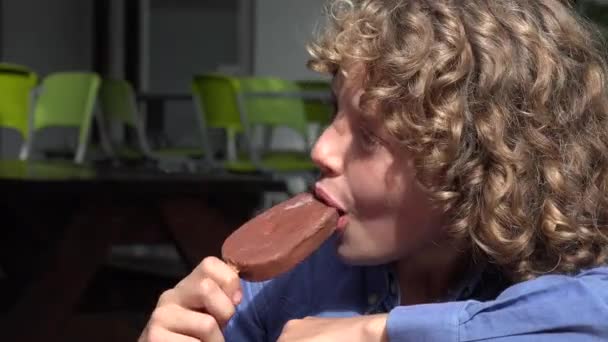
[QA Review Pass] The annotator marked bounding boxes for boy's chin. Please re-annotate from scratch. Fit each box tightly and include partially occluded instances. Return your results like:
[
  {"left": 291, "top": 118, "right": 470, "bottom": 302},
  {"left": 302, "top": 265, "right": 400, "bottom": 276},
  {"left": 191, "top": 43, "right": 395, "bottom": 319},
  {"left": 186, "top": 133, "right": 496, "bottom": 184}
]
[{"left": 335, "top": 243, "right": 394, "bottom": 266}]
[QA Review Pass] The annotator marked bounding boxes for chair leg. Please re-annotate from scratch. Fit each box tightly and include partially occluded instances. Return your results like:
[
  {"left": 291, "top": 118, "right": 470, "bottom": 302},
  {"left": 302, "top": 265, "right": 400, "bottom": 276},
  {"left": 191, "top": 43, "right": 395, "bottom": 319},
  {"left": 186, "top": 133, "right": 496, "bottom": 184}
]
[
  {"left": 94, "top": 104, "right": 116, "bottom": 159},
  {"left": 18, "top": 142, "right": 30, "bottom": 160}
]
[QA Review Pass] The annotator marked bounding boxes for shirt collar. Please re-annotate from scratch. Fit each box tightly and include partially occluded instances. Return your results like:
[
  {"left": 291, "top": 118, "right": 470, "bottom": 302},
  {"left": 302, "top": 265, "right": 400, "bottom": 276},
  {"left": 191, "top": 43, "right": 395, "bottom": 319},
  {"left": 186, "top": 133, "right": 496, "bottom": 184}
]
[
  {"left": 363, "top": 263, "right": 397, "bottom": 313},
  {"left": 443, "top": 260, "right": 487, "bottom": 301},
  {"left": 363, "top": 260, "right": 488, "bottom": 312}
]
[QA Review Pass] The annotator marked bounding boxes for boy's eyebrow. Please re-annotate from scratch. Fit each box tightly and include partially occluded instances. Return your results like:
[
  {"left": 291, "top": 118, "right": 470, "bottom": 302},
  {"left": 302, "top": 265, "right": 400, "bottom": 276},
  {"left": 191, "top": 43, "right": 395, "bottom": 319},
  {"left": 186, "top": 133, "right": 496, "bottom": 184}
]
[{"left": 355, "top": 112, "right": 392, "bottom": 145}]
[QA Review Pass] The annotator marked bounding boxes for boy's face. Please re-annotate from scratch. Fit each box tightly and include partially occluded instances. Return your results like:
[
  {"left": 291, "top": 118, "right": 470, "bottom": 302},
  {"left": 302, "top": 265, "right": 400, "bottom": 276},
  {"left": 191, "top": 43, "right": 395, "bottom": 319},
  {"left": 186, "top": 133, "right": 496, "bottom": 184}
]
[{"left": 311, "top": 70, "right": 444, "bottom": 265}]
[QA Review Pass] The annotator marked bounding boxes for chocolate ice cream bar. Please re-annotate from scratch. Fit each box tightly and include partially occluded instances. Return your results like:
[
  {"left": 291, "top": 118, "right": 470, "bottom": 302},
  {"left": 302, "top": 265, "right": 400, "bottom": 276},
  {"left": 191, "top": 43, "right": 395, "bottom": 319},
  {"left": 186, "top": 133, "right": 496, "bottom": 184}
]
[{"left": 221, "top": 192, "right": 338, "bottom": 281}]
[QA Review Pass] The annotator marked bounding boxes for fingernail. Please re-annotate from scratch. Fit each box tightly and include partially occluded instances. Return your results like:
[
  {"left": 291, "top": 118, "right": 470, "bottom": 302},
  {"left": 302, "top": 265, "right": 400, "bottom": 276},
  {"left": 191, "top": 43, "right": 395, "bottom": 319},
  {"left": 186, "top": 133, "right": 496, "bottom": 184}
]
[{"left": 232, "top": 291, "right": 242, "bottom": 304}]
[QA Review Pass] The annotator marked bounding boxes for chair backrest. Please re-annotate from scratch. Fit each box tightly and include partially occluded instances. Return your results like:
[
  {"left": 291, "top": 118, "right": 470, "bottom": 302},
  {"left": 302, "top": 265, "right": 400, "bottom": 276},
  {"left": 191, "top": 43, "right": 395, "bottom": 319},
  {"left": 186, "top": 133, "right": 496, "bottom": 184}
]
[
  {"left": 296, "top": 79, "right": 333, "bottom": 126},
  {"left": 192, "top": 74, "right": 245, "bottom": 163},
  {"left": 0, "top": 62, "right": 35, "bottom": 75},
  {"left": 0, "top": 64, "right": 38, "bottom": 138},
  {"left": 23, "top": 72, "right": 101, "bottom": 164},
  {"left": 98, "top": 78, "right": 153, "bottom": 158},
  {"left": 33, "top": 72, "right": 101, "bottom": 130},
  {"left": 237, "top": 77, "right": 309, "bottom": 139},
  {"left": 191, "top": 74, "right": 311, "bottom": 164},
  {"left": 99, "top": 78, "right": 137, "bottom": 126},
  {"left": 191, "top": 74, "right": 243, "bottom": 132}
]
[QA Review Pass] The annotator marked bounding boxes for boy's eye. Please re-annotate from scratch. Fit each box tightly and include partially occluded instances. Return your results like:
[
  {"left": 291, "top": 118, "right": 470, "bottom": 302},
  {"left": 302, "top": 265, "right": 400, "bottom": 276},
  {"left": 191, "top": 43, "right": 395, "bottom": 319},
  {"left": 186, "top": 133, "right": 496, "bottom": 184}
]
[
  {"left": 330, "top": 93, "right": 339, "bottom": 120},
  {"left": 357, "top": 125, "right": 382, "bottom": 150}
]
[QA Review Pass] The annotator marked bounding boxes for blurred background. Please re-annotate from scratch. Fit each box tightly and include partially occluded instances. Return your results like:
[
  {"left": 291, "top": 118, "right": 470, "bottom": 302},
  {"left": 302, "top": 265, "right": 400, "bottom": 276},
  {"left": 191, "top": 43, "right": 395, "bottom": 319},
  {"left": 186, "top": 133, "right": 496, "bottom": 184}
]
[
  {"left": 0, "top": 0, "right": 331, "bottom": 158},
  {"left": 0, "top": 0, "right": 603, "bottom": 341}
]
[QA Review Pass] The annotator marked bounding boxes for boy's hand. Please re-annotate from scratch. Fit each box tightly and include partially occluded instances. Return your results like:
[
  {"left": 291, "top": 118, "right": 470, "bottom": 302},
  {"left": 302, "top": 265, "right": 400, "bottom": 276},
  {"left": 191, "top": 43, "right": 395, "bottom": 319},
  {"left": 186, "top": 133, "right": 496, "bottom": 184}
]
[
  {"left": 138, "top": 256, "right": 242, "bottom": 342},
  {"left": 277, "top": 314, "right": 389, "bottom": 342}
]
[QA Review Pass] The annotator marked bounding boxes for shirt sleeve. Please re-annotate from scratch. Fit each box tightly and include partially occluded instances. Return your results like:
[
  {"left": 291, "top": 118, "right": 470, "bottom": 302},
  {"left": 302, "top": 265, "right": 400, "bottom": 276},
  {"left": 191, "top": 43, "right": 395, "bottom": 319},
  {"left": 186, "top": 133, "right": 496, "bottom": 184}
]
[
  {"left": 223, "top": 280, "right": 268, "bottom": 341},
  {"left": 386, "top": 267, "right": 608, "bottom": 341}
]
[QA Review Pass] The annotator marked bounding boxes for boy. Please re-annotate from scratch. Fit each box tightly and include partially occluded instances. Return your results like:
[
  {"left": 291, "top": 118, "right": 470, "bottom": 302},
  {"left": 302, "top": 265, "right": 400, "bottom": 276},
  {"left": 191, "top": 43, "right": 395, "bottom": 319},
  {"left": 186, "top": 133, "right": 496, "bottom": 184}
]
[{"left": 139, "top": 0, "right": 608, "bottom": 340}]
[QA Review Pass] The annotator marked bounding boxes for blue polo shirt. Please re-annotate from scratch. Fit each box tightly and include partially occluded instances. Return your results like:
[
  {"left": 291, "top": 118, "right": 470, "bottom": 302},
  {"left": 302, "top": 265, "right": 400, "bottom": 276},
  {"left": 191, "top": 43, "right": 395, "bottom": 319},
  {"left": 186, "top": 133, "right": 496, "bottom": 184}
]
[{"left": 224, "top": 237, "right": 608, "bottom": 341}]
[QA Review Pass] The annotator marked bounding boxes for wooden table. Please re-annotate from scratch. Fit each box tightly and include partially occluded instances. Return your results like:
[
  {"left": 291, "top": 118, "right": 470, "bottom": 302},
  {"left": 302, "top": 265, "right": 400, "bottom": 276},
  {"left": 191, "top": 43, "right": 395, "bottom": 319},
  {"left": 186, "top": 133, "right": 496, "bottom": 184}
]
[{"left": 0, "top": 160, "right": 285, "bottom": 341}]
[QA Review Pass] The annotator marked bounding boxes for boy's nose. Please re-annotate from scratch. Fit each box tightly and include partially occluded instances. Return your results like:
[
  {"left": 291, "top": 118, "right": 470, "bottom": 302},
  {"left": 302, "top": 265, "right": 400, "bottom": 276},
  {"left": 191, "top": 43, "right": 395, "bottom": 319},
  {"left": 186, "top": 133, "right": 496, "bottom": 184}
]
[{"left": 311, "top": 126, "right": 344, "bottom": 177}]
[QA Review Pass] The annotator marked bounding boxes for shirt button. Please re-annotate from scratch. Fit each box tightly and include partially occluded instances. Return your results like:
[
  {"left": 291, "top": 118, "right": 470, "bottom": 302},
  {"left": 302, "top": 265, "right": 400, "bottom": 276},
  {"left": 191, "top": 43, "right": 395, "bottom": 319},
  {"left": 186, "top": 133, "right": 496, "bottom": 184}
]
[{"left": 368, "top": 293, "right": 379, "bottom": 305}]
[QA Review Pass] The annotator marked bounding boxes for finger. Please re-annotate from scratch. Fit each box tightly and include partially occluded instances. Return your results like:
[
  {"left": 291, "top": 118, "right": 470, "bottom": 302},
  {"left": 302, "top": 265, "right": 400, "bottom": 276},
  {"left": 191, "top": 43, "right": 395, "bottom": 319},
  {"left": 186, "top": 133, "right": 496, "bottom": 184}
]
[
  {"left": 172, "top": 277, "right": 236, "bottom": 326},
  {"left": 196, "top": 256, "right": 242, "bottom": 303},
  {"left": 172, "top": 257, "right": 241, "bottom": 309},
  {"left": 199, "top": 277, "right": 237, "bottom": 326},
  {"left": 173, "top": 277, "right": 235, "bottom": 321},
  {"left": 143, "top": 326, "right": 200, "bottom": 342},
  {"left": 150, "top": 304, "right": 224, "bottom": 342}
]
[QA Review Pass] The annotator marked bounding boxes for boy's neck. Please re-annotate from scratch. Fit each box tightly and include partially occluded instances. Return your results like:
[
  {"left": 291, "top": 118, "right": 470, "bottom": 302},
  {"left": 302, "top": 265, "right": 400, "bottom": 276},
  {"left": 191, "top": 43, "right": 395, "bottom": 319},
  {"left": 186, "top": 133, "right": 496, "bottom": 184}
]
[{"left": 393, "top": 241, "right": 468, "bottom": 306}]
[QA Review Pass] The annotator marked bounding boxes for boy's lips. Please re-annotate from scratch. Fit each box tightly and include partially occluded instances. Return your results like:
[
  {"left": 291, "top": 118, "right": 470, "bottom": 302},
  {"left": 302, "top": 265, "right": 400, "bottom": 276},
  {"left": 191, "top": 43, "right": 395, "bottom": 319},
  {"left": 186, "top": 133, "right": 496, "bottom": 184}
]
[
  {"left": 336, "top": 215, "right": 349, "bottom": 232},
  {"left": 313, "top": 185, "right": 346, "bottom": 215},
  {"left": 313, "top": 185, "right": 349, "bottom": 232}
]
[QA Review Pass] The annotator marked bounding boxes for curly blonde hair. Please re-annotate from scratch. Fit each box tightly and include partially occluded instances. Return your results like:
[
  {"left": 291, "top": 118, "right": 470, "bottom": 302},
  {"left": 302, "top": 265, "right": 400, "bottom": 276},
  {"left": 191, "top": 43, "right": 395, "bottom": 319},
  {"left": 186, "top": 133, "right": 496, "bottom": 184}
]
[{"left": 308, "top": 0, "right": 608, "bottom": 281}]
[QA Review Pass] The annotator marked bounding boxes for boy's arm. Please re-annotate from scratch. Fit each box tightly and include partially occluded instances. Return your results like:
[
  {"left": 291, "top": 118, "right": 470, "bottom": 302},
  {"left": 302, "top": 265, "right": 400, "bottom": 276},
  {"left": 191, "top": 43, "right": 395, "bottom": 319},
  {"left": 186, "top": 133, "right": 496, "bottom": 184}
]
[{"left": 386, "top": 267, "right": 608, "bottom": 341}]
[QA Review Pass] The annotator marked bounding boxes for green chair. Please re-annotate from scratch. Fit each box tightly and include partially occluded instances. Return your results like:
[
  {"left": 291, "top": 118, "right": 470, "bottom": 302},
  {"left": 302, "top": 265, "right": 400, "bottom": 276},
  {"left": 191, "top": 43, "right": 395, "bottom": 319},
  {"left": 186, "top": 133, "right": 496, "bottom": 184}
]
[
  {"left": 99, "top": 79, "right": 153, "bottom": 160},
  {"left": 0, "top": 62, "right": 35, "bottom": 75},
  {"left": 19, "top": 72, "right": 106, "bottom": 164},
  {"left": 192, "top": 74, "right": 245, "bottom": 169},
  {"left": 296, "top": 79, "right": 334, "bottom": 126},
  {"left": 295, "top": 79, "right": 334, "bottom": 150},
  {"left": 192, "top": 74, "right": 317, "bottom": 173},
  {"left": 100, "top": 78, "right": 205, "bottom": 162},
  {"left": 0, "top": 64, "right": 38, "bottom": 145},
  {"left": 237, "top": 76, "right": 316, "bottom": 171}
]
